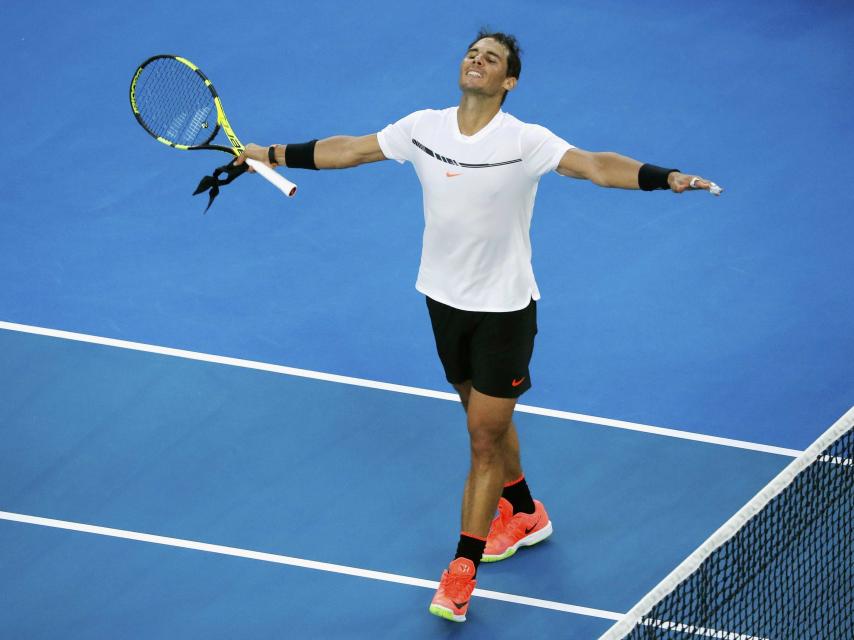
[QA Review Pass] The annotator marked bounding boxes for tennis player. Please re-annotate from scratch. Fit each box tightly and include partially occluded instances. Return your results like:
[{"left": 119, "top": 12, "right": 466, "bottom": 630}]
[{"left": 237, "top": 30, "right": 721, "bottom": 623}]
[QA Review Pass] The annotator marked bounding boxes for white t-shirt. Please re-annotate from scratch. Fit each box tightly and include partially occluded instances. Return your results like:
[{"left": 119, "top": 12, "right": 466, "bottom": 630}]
[{"left": 377, "top": 106, "right": 573, "bottom": 312}]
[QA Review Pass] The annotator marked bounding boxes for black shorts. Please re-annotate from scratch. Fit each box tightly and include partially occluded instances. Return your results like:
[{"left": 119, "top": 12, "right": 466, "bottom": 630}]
[{"left": 426, "top": 296, "right": 538, "bottom": 399}]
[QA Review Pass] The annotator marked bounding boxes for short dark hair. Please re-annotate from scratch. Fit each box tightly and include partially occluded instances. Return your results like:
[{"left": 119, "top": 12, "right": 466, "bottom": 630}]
[{"left": 467, "top": 29, "right": 522, "bottom": 105}]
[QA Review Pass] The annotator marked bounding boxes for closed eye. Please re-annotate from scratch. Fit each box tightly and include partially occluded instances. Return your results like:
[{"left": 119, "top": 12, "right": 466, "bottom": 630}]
[{"left": 466, "top": 49, "right": 501, "bottom": 64}]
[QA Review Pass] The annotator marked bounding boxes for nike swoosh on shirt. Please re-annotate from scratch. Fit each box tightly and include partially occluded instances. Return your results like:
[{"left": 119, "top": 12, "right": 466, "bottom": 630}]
[
  {"left": 511, "top": 377, "right": 526, "bottom": 387},
  {"left": 446, "top": 172, "right": 462, "bottom": 177}
]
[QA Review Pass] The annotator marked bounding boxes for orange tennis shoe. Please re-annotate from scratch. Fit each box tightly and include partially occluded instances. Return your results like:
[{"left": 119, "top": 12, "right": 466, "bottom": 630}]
[
  {"left": 481, "top": 497, "right": 553, "bottom": 562},
  {"left": 428, "top": 557, "right": 477, "bottom": 622}
]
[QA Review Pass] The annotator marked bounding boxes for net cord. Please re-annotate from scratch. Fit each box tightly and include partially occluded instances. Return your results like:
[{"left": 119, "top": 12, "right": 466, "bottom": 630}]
[{"left": 598, "top": 405, "right": 854, "bottom": 640}]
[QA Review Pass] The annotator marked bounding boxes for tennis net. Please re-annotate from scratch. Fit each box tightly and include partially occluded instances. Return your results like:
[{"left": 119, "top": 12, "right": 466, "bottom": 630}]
[{"left": 599, "top": 406, "right": 854, "bottom": 640}]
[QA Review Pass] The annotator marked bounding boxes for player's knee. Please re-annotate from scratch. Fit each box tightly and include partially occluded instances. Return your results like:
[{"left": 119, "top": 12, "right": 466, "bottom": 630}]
[{"left": 467, "top": 418, "right": 510, "bottom": 463}]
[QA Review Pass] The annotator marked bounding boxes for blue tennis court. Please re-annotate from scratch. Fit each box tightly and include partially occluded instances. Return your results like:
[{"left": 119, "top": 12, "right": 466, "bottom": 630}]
[{"left": 1, "top": 1, "right": 853, "bottom": 638}]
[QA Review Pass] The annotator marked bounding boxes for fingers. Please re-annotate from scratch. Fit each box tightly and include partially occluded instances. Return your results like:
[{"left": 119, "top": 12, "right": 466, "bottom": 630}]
[
  {"left": 680, "top": 175, "right": 723, "bottom": 196},
  {"left": 237, "top": 143, "right": 269, "bottom": 173},
  {"left": 234, "top": 153, "right": 255, "bottom": 173},
  {"left": 690, "top": 176, "right": 723, "bottom": 196}
]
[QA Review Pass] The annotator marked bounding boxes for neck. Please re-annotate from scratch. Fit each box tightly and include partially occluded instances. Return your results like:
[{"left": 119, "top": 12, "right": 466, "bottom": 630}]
[{"left": 457, "top": 92, "right": 502, "bottom": 136}]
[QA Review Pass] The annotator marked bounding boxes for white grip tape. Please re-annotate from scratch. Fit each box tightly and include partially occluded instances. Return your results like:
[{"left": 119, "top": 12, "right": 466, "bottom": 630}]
[{"left": 246, "top": 158, "right": 297, "bottom": 197}]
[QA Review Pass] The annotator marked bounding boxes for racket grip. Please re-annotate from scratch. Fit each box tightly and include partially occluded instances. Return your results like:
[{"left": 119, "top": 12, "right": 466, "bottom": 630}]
[{"left": 246, "top": 158, "right": 297, "bottom": 197}]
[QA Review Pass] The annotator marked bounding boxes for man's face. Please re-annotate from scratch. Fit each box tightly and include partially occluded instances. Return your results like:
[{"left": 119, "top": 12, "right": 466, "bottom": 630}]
[{"left": 459, "top": 37, "right": 517, "bottom": 99}]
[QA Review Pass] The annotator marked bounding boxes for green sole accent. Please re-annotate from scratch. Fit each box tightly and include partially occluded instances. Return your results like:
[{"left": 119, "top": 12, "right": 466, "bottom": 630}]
[
  {"left": 480, "top": 547, "right": 517, "bottom": 563},
  {"left": 429, "top": 604, "right": 465, "bottom": 622}
]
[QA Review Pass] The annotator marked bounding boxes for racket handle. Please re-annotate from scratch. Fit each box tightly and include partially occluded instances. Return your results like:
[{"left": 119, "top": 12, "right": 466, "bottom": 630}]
[{"left": 246, "top": 158, "right": 297, "bottom": 197}]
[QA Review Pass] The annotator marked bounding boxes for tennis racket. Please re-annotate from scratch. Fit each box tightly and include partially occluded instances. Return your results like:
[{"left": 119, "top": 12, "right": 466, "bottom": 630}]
[{"left": 130, "top": 54, "right": 296, "bottom": 210}]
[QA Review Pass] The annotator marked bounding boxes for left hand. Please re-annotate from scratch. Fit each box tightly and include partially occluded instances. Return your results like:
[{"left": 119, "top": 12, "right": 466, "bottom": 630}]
[
  {"left": 235, "top": 143, "right": 272, "bottom": 172},
  {"left": 668, "top": 172, "right": 723, "bottom": 196}
]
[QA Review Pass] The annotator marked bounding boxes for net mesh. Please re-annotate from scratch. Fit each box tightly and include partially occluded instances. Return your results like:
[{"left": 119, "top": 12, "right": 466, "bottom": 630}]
[
  {"left": 601, "top": 410, "right": 853, "bottom": 640},
  {"left": 133, "top": 57, "right": 216, "bottom": 147}
]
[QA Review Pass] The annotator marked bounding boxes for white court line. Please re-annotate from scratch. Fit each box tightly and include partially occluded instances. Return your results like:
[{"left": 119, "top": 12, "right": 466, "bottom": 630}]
[
  {"left": 0, "top": 320, "right": 802, "bottom": 458},
  {"left": 0, "top": 510, "right": 623, "bottom": 621}
]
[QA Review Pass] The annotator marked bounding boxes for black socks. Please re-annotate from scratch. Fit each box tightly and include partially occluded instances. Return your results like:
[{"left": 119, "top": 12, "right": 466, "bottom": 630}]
[
  {"left": 502, "top": 475, "right": 535, "bottom": 515},
  {"left": 454, "top": 533, "right": 486, "bottom": 572}
]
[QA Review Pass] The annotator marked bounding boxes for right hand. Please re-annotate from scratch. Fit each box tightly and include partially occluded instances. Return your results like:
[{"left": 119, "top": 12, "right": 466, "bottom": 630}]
[{"left": 667, "top": 171, "right": 723, "bottom": 196}]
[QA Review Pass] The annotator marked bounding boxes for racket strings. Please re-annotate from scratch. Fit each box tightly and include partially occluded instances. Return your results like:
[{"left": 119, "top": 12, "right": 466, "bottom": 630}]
[{"left": 134, "top": 58, "right": 216, "bottom": 147}]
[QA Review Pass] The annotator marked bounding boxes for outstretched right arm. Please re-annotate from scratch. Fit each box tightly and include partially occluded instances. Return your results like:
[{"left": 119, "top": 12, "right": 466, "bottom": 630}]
[{"left": 237, "top": 134, "right": 386, "bottom": 170}]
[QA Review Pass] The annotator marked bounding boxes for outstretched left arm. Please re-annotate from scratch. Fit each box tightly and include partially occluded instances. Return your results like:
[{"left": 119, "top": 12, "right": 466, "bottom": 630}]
[{"left": 556, "top": 148, "right": 722, "bottom": 195}]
